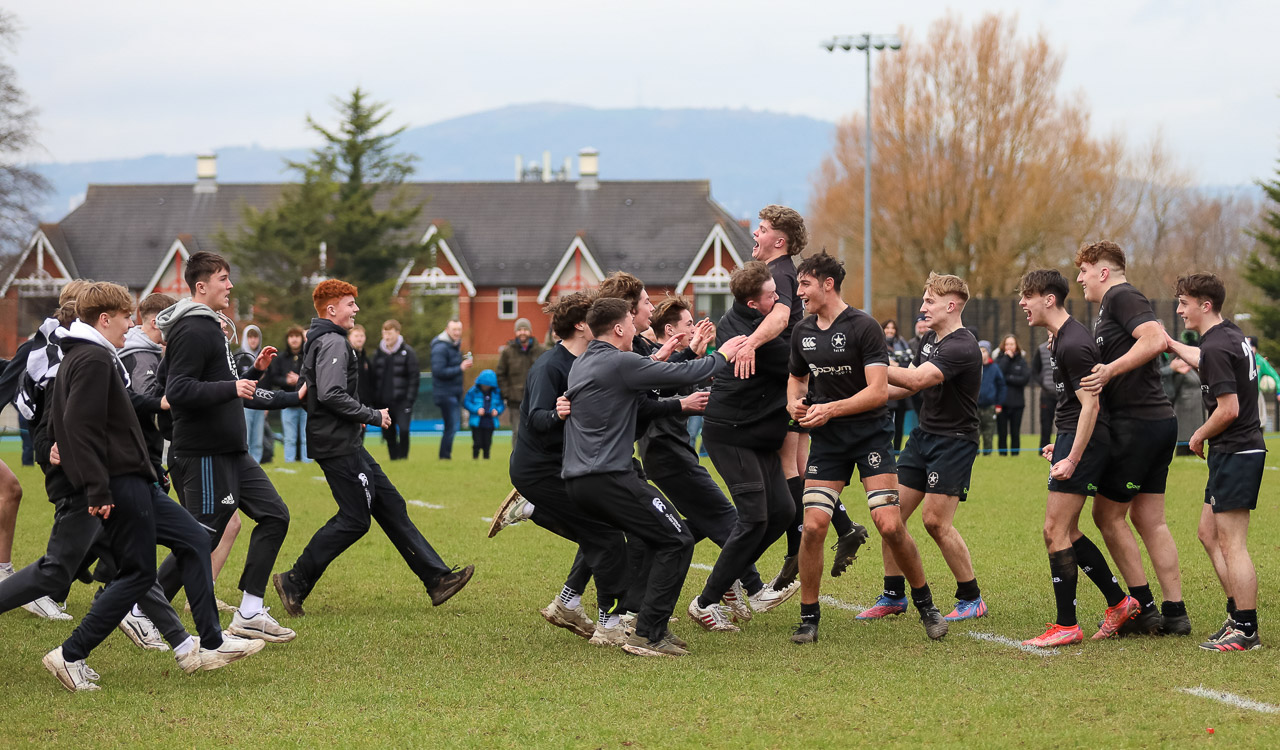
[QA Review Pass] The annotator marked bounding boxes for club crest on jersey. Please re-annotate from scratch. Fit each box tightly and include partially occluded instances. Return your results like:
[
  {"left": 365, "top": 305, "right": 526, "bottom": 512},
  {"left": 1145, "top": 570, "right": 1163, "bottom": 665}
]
[
  {"left": 922, "top": 344, "right": 933, "bottom": 357},
  {"left": 801, "top": 336, "right": 817, "bottom": 351},
  {"left": 867, "top": 452, "right": 882, "bottom": 468},
  {"left": 928, "top": 471, "right": 940, "bottom": 487},
  {"left": 831, "top": 332, "right": 846, "bottom": 351}
]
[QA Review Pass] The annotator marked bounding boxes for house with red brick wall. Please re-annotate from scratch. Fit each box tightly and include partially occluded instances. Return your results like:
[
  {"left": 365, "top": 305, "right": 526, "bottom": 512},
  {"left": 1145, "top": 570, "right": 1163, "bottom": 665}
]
[{"left": 1, "top": 155, "right": 754, "bottom": 382}]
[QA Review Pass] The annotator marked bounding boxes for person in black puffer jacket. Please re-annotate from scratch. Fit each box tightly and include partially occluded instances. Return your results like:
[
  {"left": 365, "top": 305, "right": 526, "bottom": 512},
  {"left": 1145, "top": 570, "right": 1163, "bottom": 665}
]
[
  {"left": 374, "top": 319, "right": 424, "bottom": 460},
  {"left": 995, "top": 334, "right": 1031, "bottom": 456}
]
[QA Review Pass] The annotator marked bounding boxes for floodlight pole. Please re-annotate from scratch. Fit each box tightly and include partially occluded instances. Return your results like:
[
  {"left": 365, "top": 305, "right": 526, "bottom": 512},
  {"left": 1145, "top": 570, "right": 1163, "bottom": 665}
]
[{"left": 822, "top": 33, "right": 900, "bottom": 313}]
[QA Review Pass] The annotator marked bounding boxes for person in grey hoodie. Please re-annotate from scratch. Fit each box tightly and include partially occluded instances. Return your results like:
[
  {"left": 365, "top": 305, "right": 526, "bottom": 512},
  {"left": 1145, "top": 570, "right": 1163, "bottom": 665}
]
[
  {"left": 561, "top": 297, "right": 746, "bottom": 657},
  {"left": 236, "top": 324, "right": 269, "bottom": 461}
]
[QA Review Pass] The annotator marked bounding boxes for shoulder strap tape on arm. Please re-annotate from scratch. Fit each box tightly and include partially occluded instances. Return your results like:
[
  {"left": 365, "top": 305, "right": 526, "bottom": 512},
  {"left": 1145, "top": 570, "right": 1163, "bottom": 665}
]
[
  {"left": 802, "top": 486, "right": 841, "bottom": 516},
  {"left": 867, "top": 489, "right": 900, "bottom": 510}
]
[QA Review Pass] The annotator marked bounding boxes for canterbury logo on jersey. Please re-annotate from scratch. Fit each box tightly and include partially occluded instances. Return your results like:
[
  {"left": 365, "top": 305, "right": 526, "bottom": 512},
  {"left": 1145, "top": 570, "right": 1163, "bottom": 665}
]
[{"left": 801, "top": 337, "right": 817, "bottom": 350}]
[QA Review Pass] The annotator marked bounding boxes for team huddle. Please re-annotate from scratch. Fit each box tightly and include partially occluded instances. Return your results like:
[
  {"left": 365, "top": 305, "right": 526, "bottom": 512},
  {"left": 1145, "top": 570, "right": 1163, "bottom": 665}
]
[{"left": 0, "top": 206, "right": 1267, "bottom": 689}]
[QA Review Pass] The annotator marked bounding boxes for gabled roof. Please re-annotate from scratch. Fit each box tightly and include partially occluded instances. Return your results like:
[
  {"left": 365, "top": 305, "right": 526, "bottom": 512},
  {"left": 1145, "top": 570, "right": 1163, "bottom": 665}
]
[{"left": 42, "top": 180, "right": 754, "bottom": 291}]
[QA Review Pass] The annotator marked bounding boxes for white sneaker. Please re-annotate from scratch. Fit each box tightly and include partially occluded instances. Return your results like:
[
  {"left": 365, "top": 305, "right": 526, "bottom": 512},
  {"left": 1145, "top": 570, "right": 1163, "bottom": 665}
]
[
  {"left": 487, "top": 488, "right": 528, "bottom": 538},
  {"left": 42, "top": 647, "right": 101, "bottom": 692},
  {"left": 118, "top": 611, "right": 170, "bottom": 651},
  {"left": 185, "top": 597, "right": 238, "bottom": 614},
  {"left": 228, "top": 607, "right": 296, "bottom": 643},
  {"left": 0, "top": 566, "right": 73, "bottom": 621},
  {"left": 540, "top": 598, "right": 595, "bottom": 639},
  {"left": 722, "top": 580, "right": 753, "bottom": 623},
  {"left": 177, "top": 633, "right": 266, "bottom": 674},
  {"left": 749, "top": 580, "right": 800, "bottom": 613},
  {"left": 687, "top": 597, "right": 741, "bottom": 632},
  {"left": 588, "top": 619, "right": 629, "bottom": 646}
]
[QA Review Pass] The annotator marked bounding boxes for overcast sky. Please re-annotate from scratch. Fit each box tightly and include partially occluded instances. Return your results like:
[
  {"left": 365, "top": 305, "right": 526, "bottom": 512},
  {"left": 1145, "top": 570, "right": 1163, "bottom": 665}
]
[{"left": 8, "top": 0, "right": 1279, "bottom": 185}]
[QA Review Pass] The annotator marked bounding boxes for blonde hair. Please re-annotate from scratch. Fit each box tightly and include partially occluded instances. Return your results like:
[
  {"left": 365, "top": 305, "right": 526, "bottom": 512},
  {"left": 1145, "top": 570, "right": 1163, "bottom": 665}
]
[{"left": 923, "top": 272, "right": 970, "bottom": 303}]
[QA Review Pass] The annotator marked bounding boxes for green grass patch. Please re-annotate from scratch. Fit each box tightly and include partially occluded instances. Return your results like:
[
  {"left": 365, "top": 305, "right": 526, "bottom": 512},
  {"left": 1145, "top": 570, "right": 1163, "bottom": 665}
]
[{"left": 1, "top": 436, "right": 1278, "bottom": 747}]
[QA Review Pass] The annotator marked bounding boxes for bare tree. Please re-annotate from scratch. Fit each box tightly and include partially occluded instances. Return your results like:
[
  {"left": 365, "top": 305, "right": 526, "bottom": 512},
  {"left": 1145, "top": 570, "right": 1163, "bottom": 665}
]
[
  {"left": 809, "top": 13, "right": 1188, "bottom": 311},
  {"left": 0, "top": 10, "right": 50, "bottom": 253}
]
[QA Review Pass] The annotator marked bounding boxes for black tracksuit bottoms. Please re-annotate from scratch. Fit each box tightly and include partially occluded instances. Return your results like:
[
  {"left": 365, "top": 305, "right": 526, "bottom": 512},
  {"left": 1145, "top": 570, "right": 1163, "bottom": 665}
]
[
  {"left": 382, "top": 401, "right": 414, "bottom": 460},
  {"left": 621, "top": 457, "right": 764, "bottom": 611},
  {"left": 159, "top": 451, "right": 290, "bottom": 599},
  {"left": 699, "top": 442, "right": 793, "bottom": 604},
  {"left": 512, "top": 471, "right": 628, "bottom": 601},
  {"left": 566, "top": 470, "right": 693, "bottom": 641},
  {"left": 289, "top": 447, "right": 451, "bottom": 596},
  {"left": 0, "top": 484, "right": 224, "bottom": 652},
  {"left": 60, "top": 475, "right": 157, "bottom": 662}
]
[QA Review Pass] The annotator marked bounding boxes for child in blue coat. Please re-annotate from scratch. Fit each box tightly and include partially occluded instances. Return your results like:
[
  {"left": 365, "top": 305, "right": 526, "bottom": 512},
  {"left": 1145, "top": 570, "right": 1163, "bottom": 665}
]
[{"left": 464, "top": 369, "right": 504, "bottom": 459}]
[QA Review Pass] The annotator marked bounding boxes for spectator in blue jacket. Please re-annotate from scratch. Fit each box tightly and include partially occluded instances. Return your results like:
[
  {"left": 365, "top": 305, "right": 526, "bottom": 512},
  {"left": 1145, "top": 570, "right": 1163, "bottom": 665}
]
[
  {"left": 976, "top": 341, "right": 1006, "bottom": 456},
  {"left": 430, "top": 318, "right": 473, "bottom": 460},
  {"left": 465, "top": 369, "right": 504, "bottom": 459}
]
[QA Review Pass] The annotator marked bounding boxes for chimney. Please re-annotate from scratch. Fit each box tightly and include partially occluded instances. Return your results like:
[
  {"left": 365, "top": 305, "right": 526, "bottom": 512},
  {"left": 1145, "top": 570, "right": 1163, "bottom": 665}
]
[
  {"left": 194, "top": 153, "right": 217, "bottom": 194},
  {"left": 577, "top": 147, "right": 599, "bottom": 191},
  {"left": 515, "top": 155, "right": 524, "bottom": 182},
  {"left": 541, "top": 150, "right": 552, "bottom": 183}
]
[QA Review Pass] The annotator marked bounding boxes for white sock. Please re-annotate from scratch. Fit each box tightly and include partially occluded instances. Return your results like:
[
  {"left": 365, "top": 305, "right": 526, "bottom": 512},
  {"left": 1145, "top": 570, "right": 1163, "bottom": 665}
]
[
  {"left": 602, "top": 613, "right": 621, "bottom": 629},
  {"left": 239, "top": 592, "right": 264, "bottom": 617},
  {"left": 520, "top": 501, "right": 535, "bottom": 519},
  {"left": 0, "top": 561, "right": 14, "bottom": 574},
  {"left": 131, "top": 604, "right": 145, "bottom": 618},
  {"left": 567, "top": 594, "right": 582, "bottom": 610},
  {"left": 174, "top": 636, "right": 197, "bottom": 656}
]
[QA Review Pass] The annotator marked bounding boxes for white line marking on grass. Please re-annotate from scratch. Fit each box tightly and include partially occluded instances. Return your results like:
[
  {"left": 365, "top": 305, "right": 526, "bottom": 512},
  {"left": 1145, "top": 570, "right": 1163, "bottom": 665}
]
[
  {"left": 1180, "top": 687, "right": 1280, "bottom": 713},
  {"left": 271, "top": 468, "right": 298, "bottom": 474},
  {"left": 407, "top": 500, "right": 445, "bottom": 509},
  {"left": 689, "top": 563, "right": 714, "bottom": 572},
  {"left": 818, "top": 595, "right": 866, "bottom": 612},
  {"left": 481, "top": 517, "right": 493, "bottom": 523},
  {"left": 965, "top": 631, "right": 1059, "bottom": 656},
  {"left": 310, "top": 476, "right": 326, "bottom": 481}
]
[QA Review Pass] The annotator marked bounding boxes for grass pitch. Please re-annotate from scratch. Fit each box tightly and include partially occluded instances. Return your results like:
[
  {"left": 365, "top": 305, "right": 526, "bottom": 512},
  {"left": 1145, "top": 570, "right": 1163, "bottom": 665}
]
[{"left": 1, "top": 435, "right": 1278, "bottom": 748}]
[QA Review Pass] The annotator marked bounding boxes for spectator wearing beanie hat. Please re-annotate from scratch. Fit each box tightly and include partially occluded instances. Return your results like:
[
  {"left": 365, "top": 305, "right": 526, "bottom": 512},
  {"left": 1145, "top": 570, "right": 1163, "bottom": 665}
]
[{"left": 495, "top": 317, "right": 546, "bottom": 443}]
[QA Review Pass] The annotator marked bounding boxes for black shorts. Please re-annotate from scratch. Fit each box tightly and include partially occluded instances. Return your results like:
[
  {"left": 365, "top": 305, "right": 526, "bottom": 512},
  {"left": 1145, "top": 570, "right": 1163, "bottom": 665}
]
[
  {"left": 1204, "top": 450, "right": 1266, "bottom": 513},
  {"left": 1098, "top": 416, "right": 1177, "bottom": 501},
  {"left": 1047, "top": 430, "right": 1110, "bottom": 496},
  {"left": 806, "top": 417, "right": 896, "bottom": 484},
  {"left": 897, "top": 428, "right": 978, "bottom": 500}
]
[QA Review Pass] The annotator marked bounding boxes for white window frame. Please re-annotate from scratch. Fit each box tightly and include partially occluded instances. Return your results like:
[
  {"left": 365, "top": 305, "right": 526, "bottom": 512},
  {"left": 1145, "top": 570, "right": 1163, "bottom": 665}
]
[{"left": 498, "top": 287, "right": 518, "bottom": 320}]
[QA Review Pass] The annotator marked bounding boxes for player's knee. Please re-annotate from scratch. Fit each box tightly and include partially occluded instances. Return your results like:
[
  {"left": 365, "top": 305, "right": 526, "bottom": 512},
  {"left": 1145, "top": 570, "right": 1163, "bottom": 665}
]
[
  {"left": 922, "top": 512, "right": 950, "bottom": 541},
  {"left": 801, "top": 487, "right": 839, "bottom": 535},
  {"left": 0, "top": 473, "right": 21, "bottom": 504}
]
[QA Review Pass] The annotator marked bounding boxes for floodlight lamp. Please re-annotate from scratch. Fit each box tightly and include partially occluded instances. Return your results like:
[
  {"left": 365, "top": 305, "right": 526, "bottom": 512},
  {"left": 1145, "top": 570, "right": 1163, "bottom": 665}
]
[
  {"left": 873, "top": 41, "right": 886, "bottom": 50},
  {"left": 822, "top": 40, "right": 835, "bottom": 51},
  {"left": 841, "top": 41, "right": 853, "bottom": 51},
  {"left": 889, "top": 41, "right": 902, "bottom": 50},
  {"left": 854, "top": 40, "right": 868, "bottom": 51}
]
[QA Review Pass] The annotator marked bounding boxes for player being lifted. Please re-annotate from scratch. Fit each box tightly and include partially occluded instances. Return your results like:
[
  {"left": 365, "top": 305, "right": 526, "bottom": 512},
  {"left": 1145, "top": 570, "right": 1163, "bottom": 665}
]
[
  {"left": 1165, "top": 273, "right": 1267, "bottom": 651},
  {"left": 1018, "top": 270, "right": 1138, "bottom": 647},
  {"left": 867, "top": 273, "right": 986, "bottom": 622},
  {"left": 1074, "top": 241, "right": 1187, "bottom": 636},
  {"left": 786, "top": 251, "right": 946, "bottom": 645}
]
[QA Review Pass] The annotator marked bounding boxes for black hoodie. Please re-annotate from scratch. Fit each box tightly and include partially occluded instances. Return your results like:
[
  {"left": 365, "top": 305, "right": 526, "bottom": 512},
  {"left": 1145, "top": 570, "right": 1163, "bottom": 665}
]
[
  {"left": 302, "top": 318, "right": 382, "bottom": 460},
  {"left": 702, "top": 300, "right": 791, "bottom": 453},
  {"left": 50, "top": 335, "right": 154, "bottom": 509}
]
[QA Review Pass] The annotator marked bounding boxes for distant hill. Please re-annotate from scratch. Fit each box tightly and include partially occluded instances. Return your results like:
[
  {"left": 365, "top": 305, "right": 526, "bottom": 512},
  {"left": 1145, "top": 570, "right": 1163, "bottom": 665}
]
[{"left": 31, "top": 103, "right": 838, "bottom": 222}]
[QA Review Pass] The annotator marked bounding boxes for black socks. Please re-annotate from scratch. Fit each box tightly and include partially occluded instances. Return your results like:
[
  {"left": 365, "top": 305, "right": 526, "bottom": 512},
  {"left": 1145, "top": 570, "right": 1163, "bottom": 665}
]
[
  {"left": 1071, "top": 535, "right": 1126, "bottom": 608},
  {"left": 1049, "top": 548, "right": 1079, "bottom": 627},
  {"left": 1129, "top": 584, "right": 1156, "bottom": 613},
  {"left": 883, "top": 576, "right": 906, "bottom": 600},
  {"left": 910, "top": 585, "right": 934, "bottom": 612},
  {"left": 1235, "top": 609, "right": 1258, "bottom": 637},
  {"left": 955, "top": 578, "right": 981, "bottom": 602},
  {"left": 800, "top": 601, "right": 820, "bottom": 625}
]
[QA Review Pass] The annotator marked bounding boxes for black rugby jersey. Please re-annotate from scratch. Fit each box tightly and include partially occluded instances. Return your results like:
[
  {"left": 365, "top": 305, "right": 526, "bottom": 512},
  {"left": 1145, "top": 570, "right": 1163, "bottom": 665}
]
[
  {"left": 788, "top": 305, "right": 889, "bottom": 423},
  {"left": 1198, "top": 320, "right": 1266, "bottom": 454},
  {"left": 768, "top": 256, "right": 804, "bottom": 345},
  {"left": 1094, "top": 283, "right": 1175, "bottom": 420},
  {"left": 1052, "top": 316, "right": 1110, "bottom": 434},
  {"left": 914, "top": 327, "right": 982, "bottom": 443}
]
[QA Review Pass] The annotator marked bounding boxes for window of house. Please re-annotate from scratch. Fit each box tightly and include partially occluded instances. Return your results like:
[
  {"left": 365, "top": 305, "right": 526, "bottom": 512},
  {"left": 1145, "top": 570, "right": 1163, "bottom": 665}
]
[{"left": 498, "top": 287, "right": 518, "bottom": 319}]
